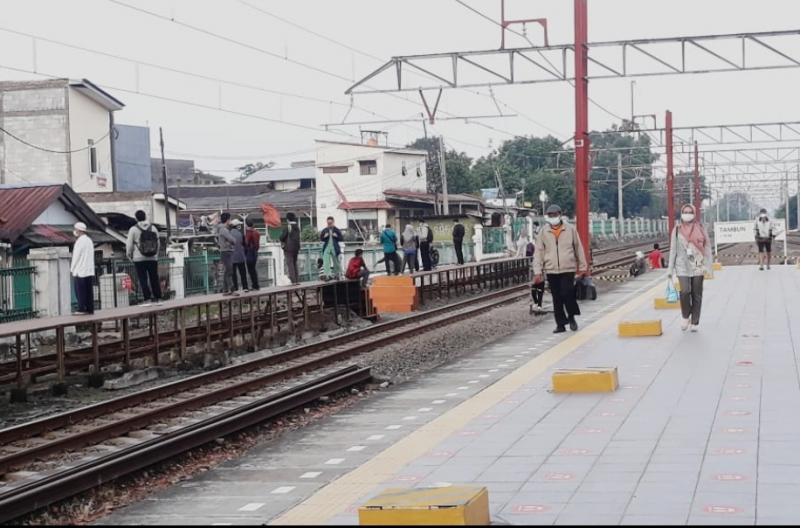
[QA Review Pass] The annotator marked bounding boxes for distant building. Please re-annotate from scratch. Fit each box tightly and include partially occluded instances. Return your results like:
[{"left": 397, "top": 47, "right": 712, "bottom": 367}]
[
  {"left": 81, "top": 191, "right": 186, "bottom": 233},
  {"left": 151, "top": 158, "right": 226, "bottom": 190},
  {"left": 113, "top": 124, "right": 151, "bottom": 192},
  {"left": 0, "top": 78, "right": 124, "bottom": 192},
  {"left": 244, "top": 160, "right": 315, "bottom": 191}
]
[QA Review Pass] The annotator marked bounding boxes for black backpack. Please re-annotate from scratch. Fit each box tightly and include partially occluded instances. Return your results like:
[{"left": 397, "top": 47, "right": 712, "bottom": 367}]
[{"left": 137, "top": 225, "right": 159, "bottom": 257}]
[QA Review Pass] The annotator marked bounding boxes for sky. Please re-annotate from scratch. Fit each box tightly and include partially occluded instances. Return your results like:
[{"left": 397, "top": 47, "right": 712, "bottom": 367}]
[{"left": 2, "top": 0, "right": 800, "bottom": 209}]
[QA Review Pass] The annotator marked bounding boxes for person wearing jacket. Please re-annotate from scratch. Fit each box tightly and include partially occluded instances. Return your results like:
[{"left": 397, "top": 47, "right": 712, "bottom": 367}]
[
  {"left": 380, "top": 224, "right": 402, "bottom": 275},
  {"left": 125, "top": 210, "right": 162, "bottom": 306},
  {"left": 754, "top": 208, "right": 775, "bottom": 271},
  {"left": 667, "top": 203, "right": 713, "bottom": 332},
  {"left": 230, "top": 219, "right": 248, "bottom": 292},
  {"left": 400, "top": 224, "right": 419, "bottom": 274},
  {"left": 320, "top": 216, "right": 343, "bottom": 280},
  {"left": 452, "top": 218, "right": 466, "bottom": 265},
  {"left": 280, "top": 212, "right": 301, "bottom": 285},
  {"left": 71, "top": 222, "right": 95, "bottom": 315},
  {"left": 217, "top": 212, "right": 238, "bottom": 296},
  {"left": 533, "top": 205, "right": 589, "bottom": 333},
  {"left": 244, "top": 218, "right": 261, "bottom": 290},
  {"left": 417, "top": 219, "right": 434, "bottom": 271}
]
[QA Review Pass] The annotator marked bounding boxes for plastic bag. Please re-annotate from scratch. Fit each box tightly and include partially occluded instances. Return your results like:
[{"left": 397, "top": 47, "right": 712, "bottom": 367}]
[{"left": 665, "top": 280, "right": 679, "bottom": 303}]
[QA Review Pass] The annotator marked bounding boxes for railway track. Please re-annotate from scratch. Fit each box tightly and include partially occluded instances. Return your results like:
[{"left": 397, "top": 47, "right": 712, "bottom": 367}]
[{"left": 0, "top": 284, "right": 531, "bottom": 523}]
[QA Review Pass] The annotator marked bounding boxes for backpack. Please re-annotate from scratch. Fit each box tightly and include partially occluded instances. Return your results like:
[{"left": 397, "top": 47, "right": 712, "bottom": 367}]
[{"left": 137, "top": 225, "right": 159, "bottom": 257}]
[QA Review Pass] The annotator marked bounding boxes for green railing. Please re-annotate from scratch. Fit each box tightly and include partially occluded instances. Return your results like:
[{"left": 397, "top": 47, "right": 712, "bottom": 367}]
[
  {"left": 88, "top": 257, "right": 175, "bottom": 308},
  {"left": 0, "top": 264, "right": 36, "bottom": 323},
  {"left": 184, "top": 251, "right": 220, "bottom": 296},
  {"left": 482, "top": 227, "right": 506, "bottom": 254}
]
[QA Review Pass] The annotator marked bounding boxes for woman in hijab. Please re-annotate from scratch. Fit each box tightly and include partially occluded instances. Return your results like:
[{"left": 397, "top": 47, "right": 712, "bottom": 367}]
[
  {"left": 400, "top": 224, "right": 418, "bottom": 274},
  {"left": 667, "top": 204, "right": 713, "bottom": 332}
]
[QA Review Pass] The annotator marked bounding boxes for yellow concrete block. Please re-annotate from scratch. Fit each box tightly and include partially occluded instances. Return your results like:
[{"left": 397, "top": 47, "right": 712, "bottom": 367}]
[
  {"left": 712, "top": 262, "right": 723, "bottom": 271},
  {"left": 551, "top": 367, "right": 619, "bottom": 393},
  {"left": 618, "top": 320, "right": 663, "bottom": 337},
  {"left": 704, "top": 271, "right": 714, "bottom": 280},
  {"left": 359, "top": 486, "right": 489, "bottom": 526},
  {"left": 654, "top": 298, "right": 680, "bottom": 310}
]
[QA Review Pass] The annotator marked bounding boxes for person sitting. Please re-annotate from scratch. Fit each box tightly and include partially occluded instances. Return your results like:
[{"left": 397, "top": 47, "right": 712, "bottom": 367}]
[
  {"left": 345, "top": 248, "right": 371, "bottom": 287},
  {"left": 648, "top": 243, "right": 665, "bottom": 269},
  {"left": 630, "top": 251, "right": 647, "bottom": 277}
]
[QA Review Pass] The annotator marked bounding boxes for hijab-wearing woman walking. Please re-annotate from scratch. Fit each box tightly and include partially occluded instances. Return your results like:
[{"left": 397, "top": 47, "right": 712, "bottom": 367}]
[{"left": 667, "top": 204, "right": 713, "bottom": 332}]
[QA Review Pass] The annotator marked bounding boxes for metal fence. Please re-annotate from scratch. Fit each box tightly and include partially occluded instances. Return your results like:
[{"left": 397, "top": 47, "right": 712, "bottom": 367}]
[
  {"left": 184, "top": 250, "right": 274, "bottom": 296},
  {"left": 483, "top": 227, "right": 507, "bottom": 254},
  {"left": 0, "top": 262, "right": 36, "bottom": 323}
]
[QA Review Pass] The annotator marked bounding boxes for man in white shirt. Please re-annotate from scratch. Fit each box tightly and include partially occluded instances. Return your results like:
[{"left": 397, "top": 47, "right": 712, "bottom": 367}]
[
  {"left": 753, "top": 208, "right": 775, "bottom": 271},
  {"left": 71, "top": 222, "right": 96, "bottom": 315}
]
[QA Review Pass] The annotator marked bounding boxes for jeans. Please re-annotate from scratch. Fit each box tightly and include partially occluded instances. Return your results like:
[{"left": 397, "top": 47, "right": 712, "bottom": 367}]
[
  {"left": 383, "top": 251, "right": 401, "bottom": 275},
  {"left": 246, "top": 260, "right": 260, "bottom": 290},
  {"left": 547, "top": 272, "right": 580, "bottom": 328},
  {"left": 220, "top": 251, "right": 234, "bottom": 292},
  {"left": 678, "top": 275, "right": 704, "bottom": 324},
  {"left": 232, "top": 262, "right": 248, "bottom": 290},
  {"left": 402, "top": 251, "right": 417, "bottom": 274},
  {"left": 284, "top": 250, "right": 299, "bottom": 284},
  {"left": 74, "top": 275, "right": 94, "bottom": 314},
  {"left": 420, "top": 241, "right": 432, "bottom": 271},
  {"left": 454, "top": 238, "right": 464, "bottom": 265},
  {"left": 134, "top": 260, "right": 161, "bottom": 301}
]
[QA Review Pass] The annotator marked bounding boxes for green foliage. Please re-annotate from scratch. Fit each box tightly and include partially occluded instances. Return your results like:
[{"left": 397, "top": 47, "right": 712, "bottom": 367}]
[{"left": 300, "top": 225, "right": 319, "bottom": 242}]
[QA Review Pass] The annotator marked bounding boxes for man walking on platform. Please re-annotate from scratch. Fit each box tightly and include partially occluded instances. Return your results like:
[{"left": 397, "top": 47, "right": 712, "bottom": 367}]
[
  {"left": 452, "top": 217, "right": 465, "bottom": 265},
  {"left": 533, "top": 205, "right": 589, "bottom": 334},
  {"left": 71, "top": 222, "right": 96, "bottom": 315},
  {"left": 126, "top": 210, "right": 162, "bottom": 306}
]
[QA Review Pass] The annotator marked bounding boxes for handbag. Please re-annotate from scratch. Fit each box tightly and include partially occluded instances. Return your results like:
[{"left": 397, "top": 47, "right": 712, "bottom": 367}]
[{"left": 666, "top": 280, "right": 679, "bottom": 303}]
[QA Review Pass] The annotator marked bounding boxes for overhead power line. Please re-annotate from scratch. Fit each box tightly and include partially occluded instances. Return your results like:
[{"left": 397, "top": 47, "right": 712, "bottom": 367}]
[{"left": 0, "top": 125, "right": 110, "bottom": 153}]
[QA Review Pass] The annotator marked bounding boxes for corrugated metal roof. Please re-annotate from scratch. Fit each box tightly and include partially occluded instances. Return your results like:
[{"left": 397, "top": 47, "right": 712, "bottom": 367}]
[
  {"left": 245, "top": 165, "right": 316, "bottom": 183},
  {"left": 383, "top": 189, "right": 484, "bottom": 204},
  {"left": 0, "top": 184, "right": 64, "bottom": 242},
  {"left": 338, "top": 200, "right": 393, "bottom": 211}
]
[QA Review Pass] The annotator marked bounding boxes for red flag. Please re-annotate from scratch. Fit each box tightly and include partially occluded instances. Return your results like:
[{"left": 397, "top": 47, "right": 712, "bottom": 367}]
[{"left": 260, "top": 203, "right": 281, "bottom": 228}]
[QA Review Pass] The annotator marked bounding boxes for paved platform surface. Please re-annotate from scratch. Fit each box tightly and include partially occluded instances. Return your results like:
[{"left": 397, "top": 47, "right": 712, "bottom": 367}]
[{"left": 101, "top": 265, "right": 800, "bottom": 525}]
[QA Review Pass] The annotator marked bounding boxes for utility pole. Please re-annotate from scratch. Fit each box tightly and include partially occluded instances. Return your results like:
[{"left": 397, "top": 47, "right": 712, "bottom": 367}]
[
  {"left": 630, "top": 80, "right": 636, "bottom": 123},
  {"left": 796, "top": 165, "right": 799, "bottom": 230},
  {"left": 159, "top": 127, "right": 172, "bottom": 243},
  {"left": 666, "top": 111, "right": 675, "bottom": 234},
  {"left": 726, "top": 191, "right": 730, "bottom": 221},
  {"left": 693, "top": 141, "right": 701, "bottom": 220},
  {"left": 617, "top": 153, "right": 624, "bottom": 238},
  {"left": 439, "top": 135, "right": 450, "bottom": 215},
  {"left": 573, "top": 0, "right": 591, "bottom": 267}
]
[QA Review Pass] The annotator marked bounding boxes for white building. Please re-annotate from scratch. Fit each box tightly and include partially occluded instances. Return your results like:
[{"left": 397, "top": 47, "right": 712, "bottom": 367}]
[
  {"left": 315, "top": 140, "right": 428, "bottom": 234},
  {"left": 0, "top": 78, "right": 124, "bottom": 193},
  {"left": 245, "top": 160, "right": 316, "bottom": 191}
]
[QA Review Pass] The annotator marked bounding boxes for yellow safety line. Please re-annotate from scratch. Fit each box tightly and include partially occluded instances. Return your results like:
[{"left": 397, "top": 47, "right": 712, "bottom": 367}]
[{"left": 271, "top": 279, "right": 666, "bottom": 525}]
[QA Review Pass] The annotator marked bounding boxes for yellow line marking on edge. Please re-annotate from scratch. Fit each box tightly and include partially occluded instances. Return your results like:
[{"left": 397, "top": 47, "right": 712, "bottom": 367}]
[{"left": 271, "top": 279, "right": 665, "bottom": 525}]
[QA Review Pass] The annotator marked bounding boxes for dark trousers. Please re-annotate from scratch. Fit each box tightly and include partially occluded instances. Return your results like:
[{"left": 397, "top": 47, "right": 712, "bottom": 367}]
[
  {"left": 134, "top": 260, "right": 161, "bottom": 301},
  {"left": 420, "top": 241, "right": 432, "bottom": 271},
  {"left": 678, "top": 275, "right": 704, "bottom": 324},
  {"left": 454, "top": 238, "right": 464, "bottom": 265},
  {"left": 232, "top": 262, "right": 248, "bottom": 290},
  {"left": 547, "top": 272, "right": 580, "bottom": 328},
  {"left": 402, "top": 252, "right": 417, "bottom": 274},
  {"left": 74, "top": 276, "right": 94, "bottom": 314},
  {"left": 284, "top": 251, "right": 298, "bottom": 284},
  {"left": 383, "top": 251, "right": 401, "bottom": 275},
  {"left": 246, "top": 260, "right": 260, "bottom": 290},
  {"left": 221, "top": 251, "right": 234, "bottom": 293}
]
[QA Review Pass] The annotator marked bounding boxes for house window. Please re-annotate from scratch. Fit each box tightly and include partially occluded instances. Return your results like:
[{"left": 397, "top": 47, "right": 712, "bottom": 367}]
[
  {"left": 416, "top": 164, "right": 423, "bottom": 178},
  {"left": 322, "top": 166, "right": 349, "bottom": 174},
  {"left": 359, "top": 160, "right": 377, "bottom": 175},
  {"left": 401, "top": 161, "right": 408, "bottom": 176},
  {"left": 88, "top": 139, "right": 97, "bottom": 174}
]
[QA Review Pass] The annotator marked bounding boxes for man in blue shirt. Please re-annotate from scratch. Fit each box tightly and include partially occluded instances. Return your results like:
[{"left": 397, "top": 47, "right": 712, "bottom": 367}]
[{"left": 380, "top": 224, "right": 402, "bottom": 275}]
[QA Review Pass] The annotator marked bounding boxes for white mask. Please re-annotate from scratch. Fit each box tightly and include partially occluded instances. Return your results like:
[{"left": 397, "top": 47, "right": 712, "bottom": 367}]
[
  {"left": 759, "top": 214, "right": 767, "bottom": 220},
  {"left": 681, "top": 213, "right": 695, "bottom": 223},
  {"left": 546, "top": 216, "right": 562, "bottom": 226}
]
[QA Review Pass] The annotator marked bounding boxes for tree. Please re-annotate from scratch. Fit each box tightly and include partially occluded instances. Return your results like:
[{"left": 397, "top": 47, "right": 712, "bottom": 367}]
[
  {"left": 406, "top": 137, "right": 478, "bottom": 194},
  {"left": 773, "top": 194, "right": 798, "bottom": 229},
  {"left": 235, "top": 161, "right": 275, "bottom": 182}
]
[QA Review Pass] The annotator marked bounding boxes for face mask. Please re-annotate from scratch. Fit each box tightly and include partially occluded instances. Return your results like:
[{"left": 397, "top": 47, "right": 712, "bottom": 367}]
[
  {"left": 546, "top": 216, "right": 562, "bottom": 226},
  {"left": 759, "top": 215, "right": 767, "bottom": 220},
  {"left": 681, "top": 213, "right": 695, "bottom": 223}
]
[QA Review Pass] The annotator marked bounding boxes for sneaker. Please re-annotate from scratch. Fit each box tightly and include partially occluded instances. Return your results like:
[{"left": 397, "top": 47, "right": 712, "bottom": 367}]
[
  {"left": 553, "top": 326, "right": 567, "bottom": 334},
  {"left": 759, "top": 266, "right": 764, "bottom": 271},
  {"left": 569, "top": 318, "right": 578, "bottom": 332},
  {"left": 681, "top": 318, "right": 690, "bottom": 331},
  {"left": 73, "top": 311, "right": 88, "bottom": 316},
  {"left": 243, "top": 288, "right": 250, "bottom": 293},
  {"left": 154, "top": 301, "right": 164, "bottom": 306},
  {"left": 139, "top": 302, "right": 152, "bottom": 307},
  {"left": 231, "top": 291, "right": 240, "bottom": 297},
  {"left": 690, "top": 324, "right": 699, "bottom": 333},
  {"left": 767, "top": 265, "right": 771, "bottom": 270},
  {"left": 222, "top": 291, "right": 233, "bottom": 296}
]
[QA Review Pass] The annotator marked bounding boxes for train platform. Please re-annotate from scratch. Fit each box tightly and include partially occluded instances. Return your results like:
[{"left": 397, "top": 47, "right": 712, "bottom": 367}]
[{"left": 99, "top": 265, "right": 800, "bottom": 525}]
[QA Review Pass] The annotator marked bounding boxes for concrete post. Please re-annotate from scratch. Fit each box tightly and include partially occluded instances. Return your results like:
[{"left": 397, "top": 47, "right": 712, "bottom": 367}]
[
  {"left": 27, "top": 247, "right": 72, "bottom": 317},
  {"left": 167, "top": 243, "right": 187, "bottom": 300},
  {"left": 265, "top": 242, "right": 289, "bottom": 286},
  {"left": 472, "top": 224, "right": 485, "bottom": 262}
]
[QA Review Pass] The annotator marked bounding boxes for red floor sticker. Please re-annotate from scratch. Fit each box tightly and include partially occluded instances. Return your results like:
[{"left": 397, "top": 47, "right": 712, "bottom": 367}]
[
  {"left": 580, "top": 428, "right": 604, "bottom": 434},
  {"left": 713, "top": 474, "right": 747, "bottom": 481},
  {"left": 512, "top": 505, "right": 550, "bottom": 513},
  {"left": 736, "top": 360, "right": 754, "bottom": 366},
  {"left": 544, "top": 472, "right": 574, "bottom": 481},
  {"left": 394, "top": 475, "right": 421, "bottom": 482},
  {"left": 428, "top": 450, "right": 454, "bottom": 458},
  {"left": 458, "top": 430, "right": 477, "bottom": 436},
  {"left": 598, "top": 412, "right": 617, "bottom": 417},
  {"left": 723, "top": 427, "right": 748, "bottom": 433},
  {"left": 704, "top": 505, "right": 743, "bottom": 514},
  {"left": 725, "top": 410, "right": 752, "bottom": 416},
  {"left": 734, "top": 384, "right": 751, "bottom": 388},
  {"left": 710, "top": 448, "right": 747, "bottom": 455},
  {"left": 557, "top": 448, "right": 593, "bottom": 456}
]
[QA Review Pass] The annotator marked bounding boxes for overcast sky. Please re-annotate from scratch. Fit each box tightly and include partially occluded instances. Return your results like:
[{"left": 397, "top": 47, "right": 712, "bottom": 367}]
[{"left": 2, "top": 0, "right": 800, "bottom": 208}]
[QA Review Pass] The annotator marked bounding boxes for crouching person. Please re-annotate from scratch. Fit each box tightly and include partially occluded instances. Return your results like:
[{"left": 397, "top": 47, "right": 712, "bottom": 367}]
[{"left": 346, "top": 248, "right": 370, "bottom": 287}]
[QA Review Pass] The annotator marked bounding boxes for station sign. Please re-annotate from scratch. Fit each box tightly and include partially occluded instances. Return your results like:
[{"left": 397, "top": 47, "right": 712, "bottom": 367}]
[{"left": 713, "top": 219, "right": 786, "bottom": 244}]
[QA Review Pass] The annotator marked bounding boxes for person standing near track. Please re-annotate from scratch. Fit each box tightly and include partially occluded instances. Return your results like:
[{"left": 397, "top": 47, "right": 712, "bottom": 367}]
[
  {"left": 452, "top": 217, "right": 465, "bottom": 265},
  {"left": 754, "top": 208, "right": 775, "bottom": 271},
  {"left": 320, "top": 216, "right": 343, "bottom": 280},
  {"left": 126, "top": 210, "right": 162, "bottom": 306},
  {"left": 230, "top": 219, "right": 248, "bottom": 292},
  {"left": 532, "top": 205, "right": 589, "bottom": 333},
  {"left": 280, "top": 212, "right": 300, "bottom": 285},
  {"left": 400, "top": 224, "right": 418, "bottom": 274},
  {"left": 71, "top": 222, "right": 96, "bottom": 315},
  {"left": 667, "top": 203, "right": 713, "bottom": 332},
  {"left": 379, "top": 224, "right": 401, "bottom": 275},
  {"left": 217, "top": 212, "right": 238, "bottom": 296},
  {"left": 417, "top": 219, "right": 434, "bottom": 271}
]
